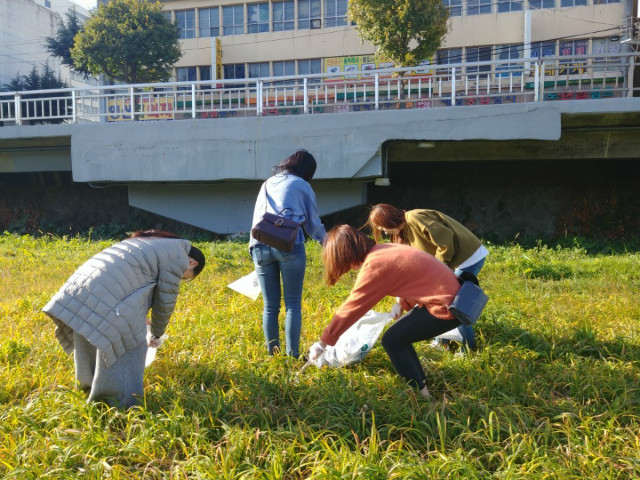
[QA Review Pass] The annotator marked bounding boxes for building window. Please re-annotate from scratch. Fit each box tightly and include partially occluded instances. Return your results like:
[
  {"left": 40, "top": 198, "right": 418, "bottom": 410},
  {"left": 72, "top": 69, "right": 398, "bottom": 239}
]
[
  {"left": 175, "top": 10, "right": 195, "bottom": 39},
  {"left": 437, "top": 48, "right": 463, "bottom": 65},
  {"left": 467, "top": 0, "right": 491, "bottom": 15},
  {"left": 298, "top": 58, "right": 321, "bottom": 82},
  {"left": 223, "top": 5, "right": 244, "bottom": 35},
  {"left": 592, "top": 37, "right": 622, "bottom": 70},
  {"left": 199, "top": 8, "right": 220, "bottom": 37},
  {"left": 498, "top": 0, "right": 523, "bottom": 12},
  {"left": 273, "top": 60, "right": 296, "bottom": 77},
  {"left": 248, "top": 3, "right": 270, "bottom": 33},
  {"left": 530, "top": 41, "right": 556, "bottom": 58},
  {"left": 465, "top": 46, "right": 492, "bottom": 78},
  {"left": 325, "top": 0, "right": 348, "bottom": 27},
  {"left": 558, "top": 40, "right": 587, "bottom": 74},
  {"left": 496, "top": 44, "right": 524, "bottom": 77},
  {"left": 273, "top": 1, "right": 295, "bottom": 31},
  {"left": 529, "top": 0, "right": 555, "bottom": 8},
  {"left": 298, "top": 0, "right": 321, "bottom": 29},
  {"left": 199, "top": 66, "right": 212, "bottom": 82},
  {"left": 442, "top": 0, "right": 462, "bottom": 16},
  {"left": 594, "top": 0, "right": 620, "bottom": 3},
  {"left": 560, "top": 0, "right": 586, "bottom": 6},
  {"left": 223, "top": 63, "right": 246, "bottom": 88},
  {"left": 176, "top": 67, "right": 197, "bottom": 89},
  {"left": 249, "top": 62, "right": 270, "bottom": 78}
]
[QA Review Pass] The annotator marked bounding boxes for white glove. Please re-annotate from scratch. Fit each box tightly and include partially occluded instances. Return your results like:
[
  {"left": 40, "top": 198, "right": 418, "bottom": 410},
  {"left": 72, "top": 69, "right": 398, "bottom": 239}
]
[
  {"left": 148, "top": 334, "right": 167, "bottom": 349},
  {"left": 308, "top": 341, "right": 326, "bottom": 362},
  {"left": 390, "top": 302, "right": 403, "bottom": 319}
]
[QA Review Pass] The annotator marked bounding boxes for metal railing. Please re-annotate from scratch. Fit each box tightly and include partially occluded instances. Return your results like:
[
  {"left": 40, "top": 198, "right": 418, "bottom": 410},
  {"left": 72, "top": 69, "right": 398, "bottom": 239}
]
[{"left": 0, "top": 53, "right": 637, "bottom": 126}]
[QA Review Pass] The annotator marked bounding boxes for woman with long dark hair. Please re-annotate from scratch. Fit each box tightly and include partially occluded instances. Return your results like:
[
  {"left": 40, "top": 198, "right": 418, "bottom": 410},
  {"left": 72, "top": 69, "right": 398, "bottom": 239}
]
[
  {"left": 43, "top": 230, "right": 205, "bottom": 408},
  {"left": 249, "top": 150, "right": 327, "bottom": 359},
  {"left": 309, "top": 225, "right": 461, "bottom": 397}
]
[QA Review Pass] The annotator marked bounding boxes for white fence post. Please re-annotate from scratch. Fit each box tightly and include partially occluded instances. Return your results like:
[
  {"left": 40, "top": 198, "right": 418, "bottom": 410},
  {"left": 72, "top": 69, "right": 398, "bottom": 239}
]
[
  {"left": 303, "top": 77, "right": 309, "bottom": 114},
  {"left": 72, "top": 90, "right": 77, "bottom": 123},
  {"left": 375, "top": 73, "right": 379, "bottom": 110},
  {"left": 534, "top": 61, "right": 540, "bottom": 102},
  {"left": 257, "top": 80, "right": 263, "bottom": 116},
  {"left": 191, "top": 83, "right": 197, "bottom": 118},
  {"left": 129, "top": 87, "right": 135, "bottom": 120},
  {"left": 451, "top": 67, "right": 456, "bottom": 106},
  {"left": 14, "top": 94, "right": 21, "bottom": 125}
]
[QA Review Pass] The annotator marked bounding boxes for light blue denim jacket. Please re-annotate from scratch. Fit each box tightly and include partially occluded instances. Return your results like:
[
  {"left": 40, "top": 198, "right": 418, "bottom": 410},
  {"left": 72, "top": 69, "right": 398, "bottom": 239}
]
[{"left": 249, "top": 173, "right": 327, "bottom": 248}]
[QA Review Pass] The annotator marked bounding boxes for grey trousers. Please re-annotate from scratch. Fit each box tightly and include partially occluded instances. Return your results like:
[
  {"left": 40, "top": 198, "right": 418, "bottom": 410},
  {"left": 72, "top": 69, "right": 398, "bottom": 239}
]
[{"left": 73, "top": 332, "right": 147, "bottom": 409}]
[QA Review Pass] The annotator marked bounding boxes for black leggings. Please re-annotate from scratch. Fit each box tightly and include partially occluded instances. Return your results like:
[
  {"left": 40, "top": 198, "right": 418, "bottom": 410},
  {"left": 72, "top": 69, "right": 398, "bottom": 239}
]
[{"left": 381, "top": 307, "right": 461, "bottom": 390}]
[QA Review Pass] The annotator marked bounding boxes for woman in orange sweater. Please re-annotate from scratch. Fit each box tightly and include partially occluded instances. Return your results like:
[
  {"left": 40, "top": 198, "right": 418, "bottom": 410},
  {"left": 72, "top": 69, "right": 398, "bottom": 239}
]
[{"left": 309, "top": 225, "right": 461, "bottom": 397}]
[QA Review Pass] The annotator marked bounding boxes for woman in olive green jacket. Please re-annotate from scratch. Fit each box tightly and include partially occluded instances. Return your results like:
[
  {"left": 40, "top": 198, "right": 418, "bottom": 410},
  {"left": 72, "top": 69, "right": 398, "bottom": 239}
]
[{"left": 368, "top": 204, "right": 488, "bottom": 350}]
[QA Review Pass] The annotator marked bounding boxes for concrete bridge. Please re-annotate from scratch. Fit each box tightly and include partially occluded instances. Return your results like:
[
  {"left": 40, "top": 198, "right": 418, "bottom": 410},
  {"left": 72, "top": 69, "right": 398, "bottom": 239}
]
[{"left": 1, "top": 57, "right": 639, "bottom": 235}]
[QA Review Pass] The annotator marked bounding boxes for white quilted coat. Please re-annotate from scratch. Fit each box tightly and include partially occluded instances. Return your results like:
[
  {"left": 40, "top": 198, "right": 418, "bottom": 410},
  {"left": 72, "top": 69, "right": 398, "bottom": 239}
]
[{"left": 43, "top": 237, "right": 191, "bottom": 367}]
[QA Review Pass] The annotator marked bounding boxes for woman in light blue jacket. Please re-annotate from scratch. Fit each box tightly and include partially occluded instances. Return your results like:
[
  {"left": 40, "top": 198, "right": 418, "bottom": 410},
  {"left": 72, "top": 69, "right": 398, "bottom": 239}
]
[{"left": 249, "top": 150, "right": 327, "bottom": 359}]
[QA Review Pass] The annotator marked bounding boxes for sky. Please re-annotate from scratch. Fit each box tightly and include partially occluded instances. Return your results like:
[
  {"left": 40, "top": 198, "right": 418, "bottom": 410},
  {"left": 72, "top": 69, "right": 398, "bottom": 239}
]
[{"left": 71, "top": 0, "right": 97, "bottom": 10}]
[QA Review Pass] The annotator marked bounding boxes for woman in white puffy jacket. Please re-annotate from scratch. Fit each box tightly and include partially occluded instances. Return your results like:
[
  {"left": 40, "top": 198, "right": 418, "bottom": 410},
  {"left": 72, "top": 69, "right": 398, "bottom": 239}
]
[{"left": 43, "top": 230, "right": 205, "bottom": 408}]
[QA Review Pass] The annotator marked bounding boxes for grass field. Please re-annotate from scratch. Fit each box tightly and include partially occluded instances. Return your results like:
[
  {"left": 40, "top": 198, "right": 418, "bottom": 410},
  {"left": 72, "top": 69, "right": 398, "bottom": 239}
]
[{"left": 1, "top": 232, "right": 639, "bottom": 479}]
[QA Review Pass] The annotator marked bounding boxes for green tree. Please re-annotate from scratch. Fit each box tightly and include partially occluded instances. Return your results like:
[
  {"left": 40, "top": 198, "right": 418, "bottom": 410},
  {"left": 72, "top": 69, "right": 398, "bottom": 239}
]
[
  {"left": 45, "top": 11, "right": 92, "bottom": 77},
  {"left": 349, "top": 0, "right": 449, "bottom": 98},
  {"left": 1, "top": 64, "right": 69, "bottom": 124},
  {"left": 71, "top": 0, "right": 181, "bottom": 84}
]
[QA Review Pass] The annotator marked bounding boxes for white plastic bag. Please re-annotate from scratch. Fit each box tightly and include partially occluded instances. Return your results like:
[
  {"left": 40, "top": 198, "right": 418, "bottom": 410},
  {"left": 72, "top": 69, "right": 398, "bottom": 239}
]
[
  {"left": 434, "top": 327, "right": 464, "bottom": 343},
  {"left": 145, "top": 325, "right": 168, "bottom": 367},
  {"left": 227, "top": 270, "right": 261, "bottom": 300},
  {"left": 311, "top": 310, "right": 393, "bottom": 368}
]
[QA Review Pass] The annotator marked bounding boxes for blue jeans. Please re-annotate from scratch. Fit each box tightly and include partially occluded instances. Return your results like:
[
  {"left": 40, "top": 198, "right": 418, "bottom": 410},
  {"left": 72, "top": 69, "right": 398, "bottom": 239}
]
[
  {"left": 251, "top": 243, "right": 306, "bottom": 358},
  {"left": 439, "top": 257, "right": 486, "bottom": 351}
]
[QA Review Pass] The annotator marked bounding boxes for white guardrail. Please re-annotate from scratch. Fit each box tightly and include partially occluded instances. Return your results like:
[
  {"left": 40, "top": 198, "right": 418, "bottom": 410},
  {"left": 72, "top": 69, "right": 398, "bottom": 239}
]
[{"left": 0, "top": 53, "right": 637, "bottom": 125}]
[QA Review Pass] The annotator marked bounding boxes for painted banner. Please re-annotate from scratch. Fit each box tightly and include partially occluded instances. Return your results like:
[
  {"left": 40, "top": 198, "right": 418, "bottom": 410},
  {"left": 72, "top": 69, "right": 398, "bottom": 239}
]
[
  {"left": 107, "top": 96, "right": 174, "bottom": 122},
  {"left": 324, "top": 55, "right": 434, "bottom": 80}
]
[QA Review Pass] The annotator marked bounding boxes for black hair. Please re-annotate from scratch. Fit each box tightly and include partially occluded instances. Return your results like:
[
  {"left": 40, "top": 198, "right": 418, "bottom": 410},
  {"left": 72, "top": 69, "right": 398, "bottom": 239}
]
[
  {"left": 188, "top": 246, "right": 206, "bottom": 278},
  {"left": 274, "top": 149, "right": 317, "bottom": 182}
]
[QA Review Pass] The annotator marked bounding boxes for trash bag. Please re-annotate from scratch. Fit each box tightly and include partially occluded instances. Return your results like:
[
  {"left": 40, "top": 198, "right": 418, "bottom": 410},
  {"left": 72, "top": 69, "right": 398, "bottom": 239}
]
[
  {"left": 311, "top": 310, "right": 393, "bottom": 368},
  {"left": 227, "top": 270, "right": 261, "bottom": 300}
]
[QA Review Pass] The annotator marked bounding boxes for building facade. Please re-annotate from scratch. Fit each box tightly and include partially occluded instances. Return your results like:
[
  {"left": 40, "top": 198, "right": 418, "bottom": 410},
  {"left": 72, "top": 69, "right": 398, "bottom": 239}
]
[
  {"left": 159, "top": 0, "right": 633, "bottom": 84},
  {"left": 0, "top": 0, "right": 92, "bottom": 88}
]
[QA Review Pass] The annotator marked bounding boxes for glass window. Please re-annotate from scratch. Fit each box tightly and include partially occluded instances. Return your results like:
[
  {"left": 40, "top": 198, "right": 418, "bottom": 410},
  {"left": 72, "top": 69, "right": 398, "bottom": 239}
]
[
  {"left": 594, "top": 0, "right": 620, "bottom": 3},
  {"left": 273, "top": 1, "right": 295, "bottom": 31},
  {"left": 530, "top": 41, "right": 556, "bottom": 58},
  {"left": 559, "top": 40, "right": 588, "bottom": 74},
  {"left": 175, "top": 10, "right": 195, "bottom": 39},
  {"left": 248, "top": 62, "right": 270, "bottom": 78},
  {"left": 298, "top": 0, "right": 321, "bottom": 29},
  {"left": 248, "top": 3, "right": 270, "bottom": 33},
  {"left": 466, "top": 46, "right": 492, "bottom": 78},
  {"left": 592, "top": 37, "right": 622, "bottom": 70},
  {"left": 223, "top": 5, "right": 244, "bottom": 35},
  {"left": 529, "top": 0, "right": 555, "bottom": 7},
  {"left": 273, "top": 60, "right": 296, "bottom": 77},
  {"left": 560, "top": 0, "right": 586, "bottom": 6},
  {"left": 442, "top": 0, "right": 462, "bottom": 16},
  {"left": 496, "top": 44, "right": 524, "bottom": 77},
  {"left": 223, "top": 63, "right": 246, "bottom": 88},
  {"left": 298, "top": 58, "right": 321, "bottom": 82},
  {"left": 437, "top": 48, "right": 463, "bottom": 65},
  {"left": 498, "top": 0, "right": 523, "bottom": 12},
  {"left": 325, "top": 0, "right": 348, "bottom": 27},
  {"left": 199, "top": 8, "right": 220, "bottom": 37},
  {"left": 467, "top": 0, "right": 491, "bottom": 15},
  {"left": 176, "top": 67, "right": 197, "bottom": 89},
  {"left": 199, "top": 66, "right": 212, "bottom": 82}
]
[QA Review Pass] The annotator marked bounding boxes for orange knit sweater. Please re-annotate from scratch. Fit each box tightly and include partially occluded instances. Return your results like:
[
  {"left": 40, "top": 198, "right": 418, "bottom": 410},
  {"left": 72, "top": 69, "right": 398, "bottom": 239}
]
[{"left": 320, "top": 243, "right": 461, "bottom": 346}]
